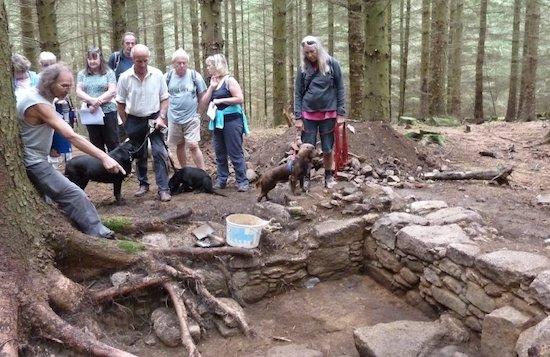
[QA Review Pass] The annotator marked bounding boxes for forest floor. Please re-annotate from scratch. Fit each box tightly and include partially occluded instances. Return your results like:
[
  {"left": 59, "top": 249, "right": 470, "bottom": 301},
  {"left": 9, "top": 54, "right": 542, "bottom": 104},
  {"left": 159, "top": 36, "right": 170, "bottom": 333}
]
[{"left": 39, "top": 119, "right": 549, "bottom": 356}]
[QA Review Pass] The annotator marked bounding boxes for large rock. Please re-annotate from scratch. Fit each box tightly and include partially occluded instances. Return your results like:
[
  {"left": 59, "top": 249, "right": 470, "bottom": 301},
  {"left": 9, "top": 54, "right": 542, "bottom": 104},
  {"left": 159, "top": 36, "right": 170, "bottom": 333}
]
[
  {"left": 446, "top": 243, "right": 480, "bottom": 267},
  {"left": 253, "top": 201, "right": 292, "bottom": 225},
  {"left": 529, "top": 270, "right": 550, "bottom": 309},
  {"left": 371, "top": 213, "right": 428, "bottom": 250},
  {"left": 141, "top": 232, "right": 169, "bottom": 248},
  {"left": 425, "top": 207, "right": 483, "bottom": 225},
  {"left": 481, "top": 306, "right": 530, "bottom": 357},
  {"left": 407, "top": 200, "right": 448, "bottom": 215},
  {"left": 265, "top": 344, "right": 323, "bottom": 357},
  {"left": 354, "top": 320, "right": 446, "bottom": 357},
  {"left": 237, "top": 283, "right": 269, "bottom": 303},
  {"left": 151, "top": 307, "right": 200, "bottom": 347},
  {"left": 396, "top": 224, "right": 471, "bottom": 262},
  {"left": 313, "top": 217, "right": 365, "bottom": 247},
  {"left": 465, "top": 282, "right": 495, "bottom": 313},
  {"left": 431, "top": 287, "right": 468, "bottom": 316},
  {"left": 516, "top": 316, "right": 550, "bottom": 357},
  {"left": 475, "top": 250, "right": 550, "bottom": 286},
  {"left": 307, "top": 246, "right": 350, "bottom": 276},
  {"left": 196, "top": 267, "right": 228, "bottom": 296}
]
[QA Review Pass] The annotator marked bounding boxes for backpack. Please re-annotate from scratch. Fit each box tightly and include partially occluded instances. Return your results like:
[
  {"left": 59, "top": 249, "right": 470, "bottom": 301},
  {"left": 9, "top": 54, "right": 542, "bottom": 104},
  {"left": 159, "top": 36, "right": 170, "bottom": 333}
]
[
  {"left": 166, "top": 69, "right": 199, "bottom": 98},
  {"left": 112, "top": 51, "right": 122, "bottom": 72},
  {"left": 301, "top": 58, "right": 335, "bottom": 96}
]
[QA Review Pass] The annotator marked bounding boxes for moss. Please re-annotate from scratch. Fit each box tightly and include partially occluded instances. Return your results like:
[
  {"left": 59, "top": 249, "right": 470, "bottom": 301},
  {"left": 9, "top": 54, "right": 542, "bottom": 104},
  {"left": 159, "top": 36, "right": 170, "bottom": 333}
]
[
  {"left": 117, "top": 240, "right": 145, "bottom": 254},
  {"left": 102, "top": 216, "right": 132, "bottom": 233}
]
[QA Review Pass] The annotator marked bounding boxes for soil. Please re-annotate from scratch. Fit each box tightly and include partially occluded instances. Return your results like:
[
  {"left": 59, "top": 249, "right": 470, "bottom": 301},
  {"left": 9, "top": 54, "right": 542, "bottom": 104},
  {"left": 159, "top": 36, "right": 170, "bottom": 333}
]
[{"left": 52, "top": 120, "right": 548, "bottom": 356}]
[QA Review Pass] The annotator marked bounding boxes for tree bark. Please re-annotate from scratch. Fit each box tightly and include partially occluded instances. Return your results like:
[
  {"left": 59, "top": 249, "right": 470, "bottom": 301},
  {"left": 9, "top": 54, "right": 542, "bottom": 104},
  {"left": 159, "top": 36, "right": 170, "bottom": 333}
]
[
  {"left": 473, "top": 0, "right": 488, "bottom": 123},
  {"left": 397, "top": 0, "right": 410, "bottom": 119},
  {"left": 174, "top": 0, "right": 180, "bottom": 49},
  {"left": 504, "top": 0, "right": 521, "bottom": 122},
  {"left": 224, "top": 0, "right": 229, "bottom": 59},
  {"left": 141, "top": 0, "right": 147, "bottom": 44},
  {"left": 94, "top": 0, "right": 103, "bottom": 51},
  {"left": 363, "top": 0, "right": 390, "bottom": 122},
  {"left": 348, "top": 0, "right": 364, "bottom": 121},
  {"left": 240, "top": 0, "right": 246, "bottom": 105},
  {"left": 428, "top": 0, "right": 448, "bottom": 117},
  {"left": 111, "top": 0, "right": 126, "bottom": 52},
  {"left": 126, "top": 0, "right": 138, "bottom": 34},
  {"left": 448, "top": 0, "right": 463, "bottom": 118},
  {"left": 327, "top": 0, "right": 334, "bottom": 55},
  {"left": 262, "top": 0, "right": 268, "bottom": 120},
  {"left": 199, "top": 0, "right": 223, "bottom": 68},
  {"left": 36, "top": 0, "right": 61, "bottom": 58},
  {"left": 288, "top": 0, "right": 295, "bottom": 109},
  {"left": 191, "top": 0, "right": 202, "bottom": 73},
  {"left": 181, "top": 0, "right": 187, "bottom": 48},
  {"left": 230, "top": 0, "right": 240, "bottom": 82},
  {"left": 20, "top": 0, "right": 38, "bottom": 70},
  {"left": 272, "top": 0, "right": 287, "bottom": 126},
  {"left": 517, "top": 0, "right": 540, "bottom": 122},
  {"left": 306, "top": 0, "right": 313, "bottom": 34},
  {"left": 153, "top": 0, "right": 166, "bottom": 70},
  {"left": 418, "top": 0, "right": 431, "bottom": 119}
]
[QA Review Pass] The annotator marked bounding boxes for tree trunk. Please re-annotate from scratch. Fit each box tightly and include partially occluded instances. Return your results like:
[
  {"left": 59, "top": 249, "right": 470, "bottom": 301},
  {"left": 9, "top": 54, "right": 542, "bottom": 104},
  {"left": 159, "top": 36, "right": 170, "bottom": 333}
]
[
  {"left": 20, "top": 0, "right": 38, "bottom": 70},
  {"left": 230, "top": 0, "right": 240, "bottom": 82},
  {"left": 174, "top": 0, "right": 180, "bottom": 49},
  {"left": 153, "top": 0, "right": 166, "bottom": 71},
  {"left": 141, "top": 0, "right": 147, "bottom": 44},
  {"left": 327, "top": 0, "right": 334, "bottom": 55},
  {"left": 36, "top": 0, "right": 61, "bottom": 58},
  {"left": 517, "top": 0, "right": 540, "bottom": 122},
  {"left": 348, "top": 0, "right": 364, "bottom": 121},
  {"left": 111, "top": 0, "right": 126, "bottom": 52},
  {"left": 418, "top": 0, "right": 431, "bottom": 119},
  {"left": 224, "top": 0, "right": 229, "bottom": 60},
  {"left": 247, "top": 1, "right": 252, "bottom": 116},
  {"left": 199, "top": 0, "right": 223, "bottom": 68},
  {"left": 306, "top": 0, "right": 312, "bottom": 34},
  {"left": 363, "top": 0, "right": 390, "bottom": 122},
  {"left": 240, "top": 0, "right": 246, "bottom": 105},
  {"left": 387, "top": 1, "right": 392, "bottom": 120},
  {"left": 448, "top": 0, "right": 463, "bottom": 118},
  {"left": 504, "top": 0, "right": 521, "bottom": 122},
  {"left": 397, "top": 0, "right": 410, "bottom": 119},
  {"left": 272, "top": 0, "right": 287, "bottom": 126},
  {"left": 428, "top": 0, "right": 448, "bottom": 117},
  {"left": 181, "top": 0, "right": 186, "bottom": 48},
  {"left": 473, "top": 0, "right": 488, "bottom": 123},
  {"left": 191, "top": 0, "right": 202, "bottom": 73},
  {"left": 288, "top": 0, "right": 295, "bottom": 109},
  {"left": 94, "top": 0, "right": 103, "bottom": 51},
  {"left": 126, "top": 0, "right": 138, "bottom": 34},
  {"left": 262, "top": 0, "right": 268, "bottom": 121}
]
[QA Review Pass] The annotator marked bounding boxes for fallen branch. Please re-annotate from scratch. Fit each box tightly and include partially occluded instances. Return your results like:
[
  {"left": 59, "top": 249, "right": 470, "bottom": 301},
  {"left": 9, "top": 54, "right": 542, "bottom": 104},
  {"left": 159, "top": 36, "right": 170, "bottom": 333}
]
[
  {"left": 423, "top": 166, "right": 513, "bottom": 185},
  {"left": 163, "top": 282, "right": 200, "bottom": 357}
]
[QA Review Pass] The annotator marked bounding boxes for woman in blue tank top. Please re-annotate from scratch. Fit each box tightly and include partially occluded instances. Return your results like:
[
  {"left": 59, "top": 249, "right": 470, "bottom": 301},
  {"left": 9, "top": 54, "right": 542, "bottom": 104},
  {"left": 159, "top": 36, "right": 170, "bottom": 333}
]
[{"left": 201, "top": 54, "right": 249, "bottom": 192}]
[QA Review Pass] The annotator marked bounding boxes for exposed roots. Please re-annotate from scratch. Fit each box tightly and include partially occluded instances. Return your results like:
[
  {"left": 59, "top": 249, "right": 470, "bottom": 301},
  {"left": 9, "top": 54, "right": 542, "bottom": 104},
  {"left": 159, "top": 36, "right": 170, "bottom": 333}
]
[{"left": 164, "top": 282, "right": 200, "bottom": 357}]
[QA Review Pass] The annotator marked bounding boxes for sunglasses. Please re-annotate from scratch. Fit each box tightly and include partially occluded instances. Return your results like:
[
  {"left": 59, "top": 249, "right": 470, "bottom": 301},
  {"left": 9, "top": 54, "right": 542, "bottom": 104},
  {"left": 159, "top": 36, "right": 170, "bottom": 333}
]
[{"left": 302, "top": 40, "right": 316, "bottom": 46}]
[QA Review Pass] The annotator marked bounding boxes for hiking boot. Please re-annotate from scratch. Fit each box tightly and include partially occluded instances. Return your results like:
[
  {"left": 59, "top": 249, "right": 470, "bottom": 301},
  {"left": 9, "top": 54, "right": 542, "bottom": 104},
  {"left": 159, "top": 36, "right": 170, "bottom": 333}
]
[
  {"left": 302, "top": 177, "right": 311, "bottom": 191},
  {"left": 159, "top": 191, "right": 172, "bottom": 202},
  {"left": 99, "top": 229, "right": 116, "bottom": 240},
  {"left": 325, "top": 171, "right": 336, "bottom": 189},
  {"left": 213, "top": 181, "right": 226, "bottom": 190},
  {"left": 134, "top": 185, "right": 149, "bottom": 197},
  {"left": 237, "top": 183, "right": 250, "bottom": 192}
]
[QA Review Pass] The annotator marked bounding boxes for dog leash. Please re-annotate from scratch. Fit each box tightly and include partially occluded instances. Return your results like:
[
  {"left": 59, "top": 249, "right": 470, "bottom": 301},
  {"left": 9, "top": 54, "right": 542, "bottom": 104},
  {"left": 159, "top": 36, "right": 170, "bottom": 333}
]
[{"left": 128, "top": 127, "right": 177, "bottom": 173}]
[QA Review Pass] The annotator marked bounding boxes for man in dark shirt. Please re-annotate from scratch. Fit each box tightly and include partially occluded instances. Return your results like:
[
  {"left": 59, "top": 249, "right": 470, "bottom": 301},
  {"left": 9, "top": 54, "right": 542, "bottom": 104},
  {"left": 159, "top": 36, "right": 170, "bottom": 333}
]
[{"left": 108, "top": 32, "right": 136, "bottom": 81}]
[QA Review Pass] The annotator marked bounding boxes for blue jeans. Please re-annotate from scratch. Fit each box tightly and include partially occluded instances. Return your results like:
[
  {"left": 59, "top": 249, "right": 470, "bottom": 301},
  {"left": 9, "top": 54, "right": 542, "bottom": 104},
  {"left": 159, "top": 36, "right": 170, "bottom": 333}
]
[
  {"left": 212, "top": 118, "right": 248, "bottom": 186},
  {"left": 301, "top": 118, "right": 336, "bottom": 153},
  {"left": 125, "top": 115, "right": 169, "bottom": 192}
]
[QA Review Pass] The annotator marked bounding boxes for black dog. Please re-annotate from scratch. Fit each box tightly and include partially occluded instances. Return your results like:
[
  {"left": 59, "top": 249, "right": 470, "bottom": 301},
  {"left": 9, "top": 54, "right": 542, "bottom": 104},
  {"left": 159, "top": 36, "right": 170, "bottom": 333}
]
[
  {"left": 65, "top": 140, "right": 134, "bottom": 203},
  {"left": 169, "top": 166, "right": 225, "bottom": 196}
]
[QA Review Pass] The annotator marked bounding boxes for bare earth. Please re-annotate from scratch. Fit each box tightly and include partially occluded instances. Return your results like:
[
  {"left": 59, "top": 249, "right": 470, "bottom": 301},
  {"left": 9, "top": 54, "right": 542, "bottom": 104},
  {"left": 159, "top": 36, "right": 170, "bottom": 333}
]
[{"left": 56, "top": 120, "right": 548, "bottom": 356}]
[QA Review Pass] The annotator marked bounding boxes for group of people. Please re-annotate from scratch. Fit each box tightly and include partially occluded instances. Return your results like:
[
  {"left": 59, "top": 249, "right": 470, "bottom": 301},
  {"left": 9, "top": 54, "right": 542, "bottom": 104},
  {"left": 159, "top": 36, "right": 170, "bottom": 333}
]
[{"left": 13, "top": 32, "right": 345, "bottom": 239}]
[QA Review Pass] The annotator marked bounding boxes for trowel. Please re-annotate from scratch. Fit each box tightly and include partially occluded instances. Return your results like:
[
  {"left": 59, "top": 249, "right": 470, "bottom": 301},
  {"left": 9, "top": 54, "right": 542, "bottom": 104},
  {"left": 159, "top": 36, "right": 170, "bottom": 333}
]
[{"left": 192, "top": 224, "right": 225, "bottom": 248}]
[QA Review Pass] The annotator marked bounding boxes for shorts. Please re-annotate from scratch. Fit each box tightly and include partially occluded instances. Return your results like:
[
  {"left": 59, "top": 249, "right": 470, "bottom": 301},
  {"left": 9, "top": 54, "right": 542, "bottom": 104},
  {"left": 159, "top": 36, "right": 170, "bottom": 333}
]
[
  {"left": 301, "top": 118, "right": 336, "bottom": 153},
  {"left": 168, "top": 115, "right": 201, "bottom": 145}
]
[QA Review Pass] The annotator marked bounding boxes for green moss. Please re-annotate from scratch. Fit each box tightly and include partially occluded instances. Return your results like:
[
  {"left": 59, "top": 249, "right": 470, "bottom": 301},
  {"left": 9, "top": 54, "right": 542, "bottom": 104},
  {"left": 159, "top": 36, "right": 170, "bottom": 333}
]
[
  {"left": 102, "top": 216, "right": 132, "bottom": 233},
  {"left": 117, "top": 240, "right": 145, "bottom": 254}
]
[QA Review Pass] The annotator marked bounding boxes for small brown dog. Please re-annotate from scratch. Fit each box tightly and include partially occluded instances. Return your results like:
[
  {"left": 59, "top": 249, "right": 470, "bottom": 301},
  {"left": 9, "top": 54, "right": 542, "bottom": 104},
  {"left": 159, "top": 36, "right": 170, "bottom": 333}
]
[{"left": 256, "top": 143, "right": 316, "bottom": 202}]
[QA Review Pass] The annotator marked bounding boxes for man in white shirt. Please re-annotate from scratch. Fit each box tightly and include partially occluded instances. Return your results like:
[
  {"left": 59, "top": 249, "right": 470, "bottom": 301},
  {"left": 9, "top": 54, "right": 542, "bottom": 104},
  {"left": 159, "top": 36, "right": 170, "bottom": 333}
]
[{"left": 116, "top": 44, "right": 171, "bottom": 202}]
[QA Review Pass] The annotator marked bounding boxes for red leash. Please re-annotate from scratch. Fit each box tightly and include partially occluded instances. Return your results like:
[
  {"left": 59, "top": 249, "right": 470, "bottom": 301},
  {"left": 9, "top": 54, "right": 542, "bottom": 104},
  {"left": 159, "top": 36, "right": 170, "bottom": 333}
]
[{"left": 333, "top": 122, "right": 349, "bottom": 173}]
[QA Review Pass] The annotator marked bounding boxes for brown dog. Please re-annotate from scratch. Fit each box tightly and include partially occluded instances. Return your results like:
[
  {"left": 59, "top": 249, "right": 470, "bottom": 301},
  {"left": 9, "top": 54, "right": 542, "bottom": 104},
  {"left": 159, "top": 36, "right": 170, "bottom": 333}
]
[{"left": 256, "top": 143, "right": 316, "bottom": 202}]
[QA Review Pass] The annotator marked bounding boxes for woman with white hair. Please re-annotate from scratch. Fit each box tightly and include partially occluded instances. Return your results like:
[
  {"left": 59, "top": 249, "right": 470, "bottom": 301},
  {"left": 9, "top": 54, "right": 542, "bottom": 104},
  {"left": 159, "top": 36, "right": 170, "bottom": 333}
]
[
  {"left": 294, "top": 35, "right": 346, "bottom": 189},
  {"left": 38, "top": 51, "right": 57, "bottom": 71},
  {"left": 12, "top": 53, "right": 39, "bottom": 93},
  {"left": 201, "top": 53, "right": 250, "bottom": 192}
]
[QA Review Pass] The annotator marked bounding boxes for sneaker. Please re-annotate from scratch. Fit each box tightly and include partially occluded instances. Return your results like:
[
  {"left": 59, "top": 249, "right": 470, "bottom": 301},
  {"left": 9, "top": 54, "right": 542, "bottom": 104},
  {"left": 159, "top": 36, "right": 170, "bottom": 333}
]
[
  {"left": 237, "top": 183, "right": 249, "bottom": 192},
  {"left": 302, "top": 177, "right": 311, "bottom": 192},
  {"left": 134, "top": 185, "right": 149, "bottom": 197},
  {"left": 325, "top": 175, "right": 336, "bottom": 189},
  {"left": 213, "top": 181, "right": 226, "bottom": 190},
  {"left": 100, "top": 230, "right": 116, "bottom": 240},
  {"left": 159, "top": 191, "right": 172, "bottom": 202}
]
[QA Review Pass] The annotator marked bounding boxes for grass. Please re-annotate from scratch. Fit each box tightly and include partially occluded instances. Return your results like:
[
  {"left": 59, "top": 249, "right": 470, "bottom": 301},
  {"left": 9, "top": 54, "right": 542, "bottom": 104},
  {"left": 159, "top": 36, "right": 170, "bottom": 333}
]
[
  {"left": 103, "top": 216, "right": 133, "bottom": 233},
  {"left": 117, "top": 240, "right": 145, "bottom": 254}
]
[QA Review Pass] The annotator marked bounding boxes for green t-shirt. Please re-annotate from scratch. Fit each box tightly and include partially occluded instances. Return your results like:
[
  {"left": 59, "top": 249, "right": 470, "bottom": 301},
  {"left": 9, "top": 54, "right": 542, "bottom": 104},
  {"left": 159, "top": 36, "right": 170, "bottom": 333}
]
[{"left": 77, "top": 69, "right": 117, "bottom": 113}]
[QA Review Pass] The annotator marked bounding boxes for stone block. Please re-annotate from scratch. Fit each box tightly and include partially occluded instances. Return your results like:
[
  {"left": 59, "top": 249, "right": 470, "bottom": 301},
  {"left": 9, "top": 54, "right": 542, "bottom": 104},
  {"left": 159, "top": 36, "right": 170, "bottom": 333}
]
[
  {"left": 431, "top": 287, "right": 468, "bottom": 316},
  {"left": 475, "top": 250, "right": 550, "bottom": 287},
  {"left": 313, "top": 217, "right": 365, "bottom": 247},
  {"left": 307, "top": 246, "right": 349, "bottom": 276},
  {"left": 253, "top": 201, "right": 292, "bottom": 224},
  {"left": 516, "top": 317, "right": 550, "bottom": 357},
  {"left": 438, "top": 258, "right": 463, "bottom": 279},
  {"left": 403, "top": 257, "right": 425, "bottom": 273},
  {"left": 442, "top": 275, "right": 463, "bottom": 295},
  {"left": 265, "top": 344, "right": 322, "bottom": 357},
  {"left": 197, "top": 267, "right": 228, "bottom": 296},
  {"left": 405, "top": 290, "right": 437, "bottom": 317},
  {"left": 371, "top": 212, "right": 428, "bottom": 250},
  {"left": 399, "top": 267, "right": 420, "bottom": 286},
  {"left": 481, "top": 306, "right": 531, "bottom": 357},
  {"left": 407, "top": 200, "right": 448, "bottom": 215},
  {"left": 464, "top": 316, "right": 482, "bottom": 332},
  {"left": 364, "top": 263, "right": 396, "bottom": 290},
  {"left": 397, "top": 224, "right": 471, "bottom": 262},
  {"left": 446, "top": 243, "right": 480, "bottom": 267},
  {"left": 424, "top": 267, "right": 442, "bottom": 287},
  {"left": 151, "top": 307, "right": 200, "bottom": 347},
  {"left": 465, "top": 282, "right": 496, "bottom": 313},
  {"left": 529, "top": 269, "right": 550, "bottom": 309},
  {"left": 238, "top": 284, "right": 269, "bottom": 303},
  {"left": 425, "top": 206, "right": 483, "bottom": 225},
  {"left": 375, "top": 247, "right": 402, "bottom": 273},
  {"left": 484, "top": 283, "right": 505, "bottom": 297}
]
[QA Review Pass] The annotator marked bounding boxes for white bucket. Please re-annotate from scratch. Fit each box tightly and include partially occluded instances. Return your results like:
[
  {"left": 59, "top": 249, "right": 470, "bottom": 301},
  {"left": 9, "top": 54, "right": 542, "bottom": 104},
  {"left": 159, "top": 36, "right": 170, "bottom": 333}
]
[{"left": 226, "top": 214, "right": 269, "bottom": 248}]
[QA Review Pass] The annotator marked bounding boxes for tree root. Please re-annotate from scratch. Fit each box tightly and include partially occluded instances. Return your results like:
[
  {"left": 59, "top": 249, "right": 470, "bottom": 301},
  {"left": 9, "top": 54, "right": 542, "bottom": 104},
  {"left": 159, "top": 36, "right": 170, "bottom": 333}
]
[
  {"left": 46, "top": 266, "right": 86, "bottom": 312},
  {"left": 92, "top": 274, "right": 170, "bottom": 303},
  {"left": 423, "top": 166, "right": 513, "bottom": 185},
  {"left": 164, "top": 282, "right": 201, "bottom": 357},
  {"left": 153, "top": 246, "right": 259, "bottom": 258},
  {"left": 0, "top": 267, "right": 19, "bottom": 357}
]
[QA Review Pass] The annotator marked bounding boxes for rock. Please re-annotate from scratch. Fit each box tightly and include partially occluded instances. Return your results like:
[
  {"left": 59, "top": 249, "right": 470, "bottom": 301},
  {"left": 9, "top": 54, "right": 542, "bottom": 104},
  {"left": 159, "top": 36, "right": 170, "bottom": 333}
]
[
  {"left": 196, "top": 267, "right": 228, "bottom": 296},
  {"left": 399, "top": 267, "right": 420, "bottom": 286},
  {"left": 438, "top": 258, "right": 463, "bottom": 279},
  {"left": 342, "top": 192, "right": 363, "bottom": 203},
  {"left": 405, "top": 290, "right": 436, "bottom": 317},
  {"left": 431, "top": 345, "right": 468, "bottom": 357},
  {"left": 364, "top": 262, "right": 396, "bottom": 290},
  {"left": 354, "top": 320, "right": 446, "bottom": 357},
  {"left": 237, "top": 283, "right": 269, "bottom": 303},
  {"left": 141, "top": 232, "right": 169, "bottom": 248},
  {"left": 307, "top": 246, "right": 350, "bottom": 276},
  {"left": 441, "top": 275, "right": 463, "bottom": 295},
  {"left": 446, "top": 243, "right": 480, "bottom": 267},
  {"left": 424, "top": 267, "right": 442, "bottom": 286},
  {"left": 313, "top": 217, "right": 365, "bottom": 247},
  {"left": 371, "top": 213, "right": 428, "bottom": 250},
  {"left": 343, "top": 203, "right": 372, "bottom": 215},
  {"left": 425, "top": 207, "right": 483, "bottom": 225},
  {"left": 475, "top": 250, "right": 550, "bottom": 286},
  {"left": 151, "top": 307, "right": 201, "bottom": 347},
  {"left": 265, "top": 344, "right": 323, "bottom": 357},
  {"left": 407, "top": 200, "right": 448, "bottom": 215},
  {"left": 536, "top": 193, "right": 550, "bottom": 205},
  {"left": 213, "top": 317, "right": 240, "bottom": 337},
  {"left": 216, "top": 298, "right": 245, "bottom": 328},
  {"left": 440, "top": 313, "right": 470, "bottom": 344},
  {"left": 361, "top": 164, "right": 373, "bottom": 175},
  {"left": 342, "top": 184, "right": 359, "bottom": 195},
  {"left": 481, "top": 306, "right": 531, "bottom": 357},
  {"left": 110, "top": 271, "right": 138, "bottom": 288},
  {"left": 516, "top": 316, "right": 550, "bottom": 357},
  {"left": 375, "top": 247, "right": 402, "bottom": 273},
  {"left": 465, "top": 282, "right": 495, "bottom": 313},
  {"left": 396, "top": 224, "right": 471, "bottom": 262},
  {"left": 529, "top": 270, "right": 550, "bottom": 309},
  {"left": 246, "top": 168, "right": 258, "bottom": 182},
  {"left": 431, "top": 287, "right": 468, "bottom": 316},
  {"left": 253, "top": 201, "right": 292, "bottom": 225}
]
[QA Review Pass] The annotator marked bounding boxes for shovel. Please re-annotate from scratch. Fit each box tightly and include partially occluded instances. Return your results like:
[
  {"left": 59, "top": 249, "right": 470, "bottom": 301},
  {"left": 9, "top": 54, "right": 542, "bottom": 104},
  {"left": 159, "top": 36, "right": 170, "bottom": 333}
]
[{"left": 192, "top": 224, "right": 225, "bottom": 248}]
